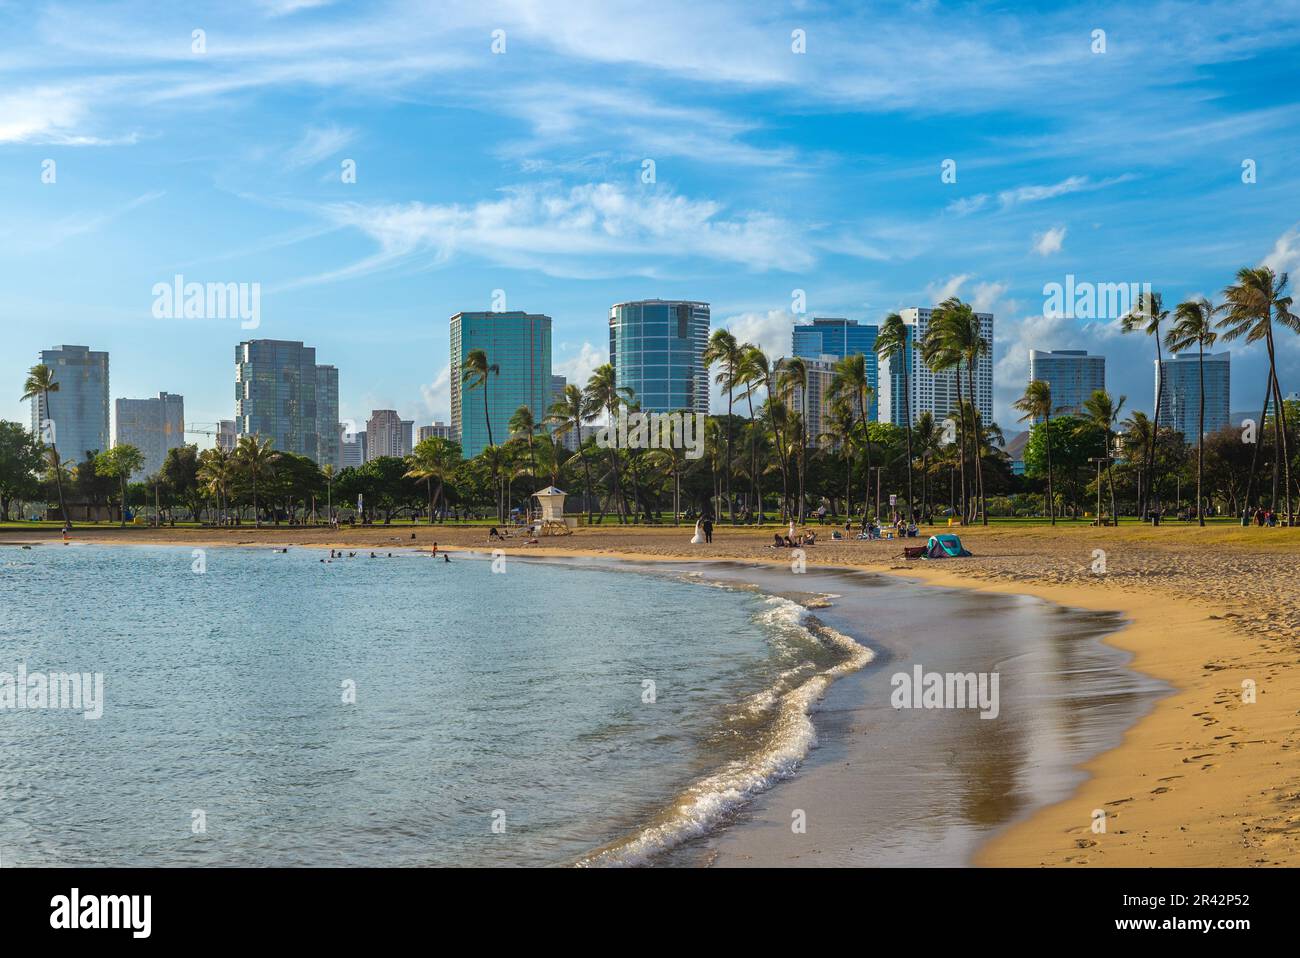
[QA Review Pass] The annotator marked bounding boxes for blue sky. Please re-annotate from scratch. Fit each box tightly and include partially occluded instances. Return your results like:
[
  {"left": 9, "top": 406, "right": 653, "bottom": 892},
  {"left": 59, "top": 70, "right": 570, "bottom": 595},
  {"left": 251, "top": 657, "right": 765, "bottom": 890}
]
[{"left": 3, "top": 0, "right": 1299, "bottom": 439}]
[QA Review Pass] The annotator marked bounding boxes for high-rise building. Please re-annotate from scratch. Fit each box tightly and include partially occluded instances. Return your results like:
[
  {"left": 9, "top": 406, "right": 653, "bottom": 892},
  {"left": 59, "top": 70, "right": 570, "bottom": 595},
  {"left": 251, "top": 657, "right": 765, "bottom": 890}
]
[
  {"left": 341, "top": 429, "right": 366, "bottom": 467},
  {"left": 234, "top": 339, "right": 338, "bottom": 463},
  {"left": 1027, "top": 349, "right": 1106, "bottom": 422},
  {"left": 608, "top": 300, "right": 709, "bottom": 415},
  {"left": 788, "top": 355, "right": 841, "bottom": 448},
  {"left": 450, "top": 311, "right": 553, "bottom": 459},
  {"left": 216, "top": 420, "right": 237, "bottom": 452},
  {"left": 878, "top": 307, "right": 994, "bottom": 427},
  {"left": 30, "top": 345, "right": 110, "bottom": 462},
  {"left": 550, "top": 374, "right": 579, "bottom": 451},
  {"left": 417, "top": 422, "right": 453, "bottom": 444},
  {"left": 114, "top": 392, "right": 185, "bottom": 479},
  {"left": 1157, "top": 352, "right": 1230, "bottom": 438},
  {"left": 316, "top": 365, "right": 340, "bottom": 467},
  {"left": 366, "top": 410, "right": 413, "bottom": 459},
  {"left": 792, "top": 317, "right": 879, "bottom": 421}
]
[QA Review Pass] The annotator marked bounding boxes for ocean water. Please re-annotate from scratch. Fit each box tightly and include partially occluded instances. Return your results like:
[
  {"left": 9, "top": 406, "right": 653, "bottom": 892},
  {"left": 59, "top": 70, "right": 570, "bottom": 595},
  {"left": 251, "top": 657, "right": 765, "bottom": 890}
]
[{"left": 0, "top": 543, "right": 868, "bottom": 867}]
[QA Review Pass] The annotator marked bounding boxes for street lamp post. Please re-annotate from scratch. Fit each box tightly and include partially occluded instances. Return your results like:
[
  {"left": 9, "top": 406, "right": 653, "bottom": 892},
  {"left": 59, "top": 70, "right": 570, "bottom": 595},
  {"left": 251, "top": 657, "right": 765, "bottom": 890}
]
[{"left": 1089, "top": 456, "right": 1114, "bottom": 526}]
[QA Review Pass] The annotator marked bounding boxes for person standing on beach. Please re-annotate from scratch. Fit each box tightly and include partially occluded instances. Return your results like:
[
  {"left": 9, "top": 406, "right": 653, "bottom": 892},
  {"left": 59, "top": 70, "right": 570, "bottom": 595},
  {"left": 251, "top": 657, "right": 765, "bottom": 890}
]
[{"left": 703, "top": 515, "right": 714, "bottom": 543}]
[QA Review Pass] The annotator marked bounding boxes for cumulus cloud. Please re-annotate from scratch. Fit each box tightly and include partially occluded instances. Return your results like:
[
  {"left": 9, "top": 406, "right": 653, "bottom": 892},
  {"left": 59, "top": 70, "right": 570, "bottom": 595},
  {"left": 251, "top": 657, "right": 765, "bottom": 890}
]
[
  {"left": 419, "top": 363, "right": 451, "bottom": 421},
  {"left": 1033, "top": 225, "right": 1067, "bottom": 256},
  {"left": 553, "top": 341, "right": 608, "bottom": 392}
]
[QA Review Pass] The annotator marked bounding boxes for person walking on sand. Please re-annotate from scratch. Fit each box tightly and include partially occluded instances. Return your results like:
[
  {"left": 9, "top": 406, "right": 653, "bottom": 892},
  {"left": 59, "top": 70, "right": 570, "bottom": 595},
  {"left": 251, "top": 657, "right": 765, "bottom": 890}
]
[{"left": 703, "top": 515, "right": 714, "bottom": 544}]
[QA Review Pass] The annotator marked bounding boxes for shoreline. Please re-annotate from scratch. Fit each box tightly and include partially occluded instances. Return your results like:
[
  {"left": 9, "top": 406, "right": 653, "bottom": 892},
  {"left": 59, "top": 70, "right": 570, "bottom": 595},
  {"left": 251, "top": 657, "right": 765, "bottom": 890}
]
[{"left": 7, "top": 524, "right": 1298, "bottom": 866}]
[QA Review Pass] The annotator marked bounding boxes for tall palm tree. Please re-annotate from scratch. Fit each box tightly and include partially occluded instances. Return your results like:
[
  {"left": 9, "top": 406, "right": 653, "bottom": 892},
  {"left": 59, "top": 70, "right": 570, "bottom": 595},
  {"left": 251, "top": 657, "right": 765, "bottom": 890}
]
[
  {"left": 821, "top": 396, "right": 858, "bottom": 517},
  {"left": 1014, "top": 380, "right": 1056, "bottom": 525},
  {"left": 462, "top": 349, "right": 500, "bottom": 448},
  {"left": 1079, "top": 389, "right": 1126, "bottom": 524},
  {"left": 20, "top": 363, "right": 69, "bottom": 524},
  {"left": 738, "top": 343, "right": 768, "bottom": 520},
  {"left": 780, "top": 357, "right": 813, "bottom": 521},
  {"left": 1220, "top": 266, "right": 1299, "bottom": 522},
  {"left": 828, "top": 354, "right": 874, "bottom": 521},
  {"left": 875, "top": 311, "right": 914, "bottom": 519},
  {"left": 703, "top": 329, "right": 743, "bottom": 522},
  {"left": 1121, "top": 291, "right": 1169, "bottom": 519},
  {"left": 762, "top": 394, "right": 792, "bottom": 520},
  {"left": 646, "top": 445, "right": 687, "bottom": 524},
  {"left": 548, "top": 383, "right": 597, "bottom": 524},
  {"left": 921, "top": 300, "right": 969, "bottom": 522},
  {"left": 1167, "top": 298, "right": 1222, "bottom": 526},
  {"left": 1121, "top": 411, "right": 1154, "bottom": 510},
  {"left": 234, "top": 434, "right": 277, "bottom": 527},
  {"left": 584, "top": 363, "right": 634, "bottom": 523}
]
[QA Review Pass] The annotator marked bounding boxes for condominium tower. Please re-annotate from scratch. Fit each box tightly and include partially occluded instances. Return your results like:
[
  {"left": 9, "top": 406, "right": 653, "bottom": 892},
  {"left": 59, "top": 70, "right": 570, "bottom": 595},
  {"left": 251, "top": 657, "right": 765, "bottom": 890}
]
[
  {"left": 114, "top": 392, "right": 185, "bottom": 479},
  {"left": 450, "top": 311, "right": 552, "bottom": 459},
  {"left": 1027, "top": 349, "right": 1106, "bottom": 422},
  {"left": 29, "top": 345, "right": 110, "bottom": 462},
  {"left": 608, "top": 300, "right": 710, "bottom": 415}
]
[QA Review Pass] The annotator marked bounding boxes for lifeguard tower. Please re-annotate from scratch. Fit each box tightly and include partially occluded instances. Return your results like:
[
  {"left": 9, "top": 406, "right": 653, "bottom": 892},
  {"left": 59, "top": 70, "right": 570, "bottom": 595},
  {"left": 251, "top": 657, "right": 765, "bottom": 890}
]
[{"left": 532, "top": 486, "right": 574, "bottom": 536}]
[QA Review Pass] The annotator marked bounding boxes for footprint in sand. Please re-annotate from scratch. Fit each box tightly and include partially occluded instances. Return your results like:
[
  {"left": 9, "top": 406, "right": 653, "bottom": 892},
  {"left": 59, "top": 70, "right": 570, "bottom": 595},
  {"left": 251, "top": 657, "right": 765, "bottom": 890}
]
[
  {"left": 1151, "top": 786, "right": 1172, "bottom": 794},
  {"left": 1158, "top": 775, "right": 1184, "bottom": 782}
]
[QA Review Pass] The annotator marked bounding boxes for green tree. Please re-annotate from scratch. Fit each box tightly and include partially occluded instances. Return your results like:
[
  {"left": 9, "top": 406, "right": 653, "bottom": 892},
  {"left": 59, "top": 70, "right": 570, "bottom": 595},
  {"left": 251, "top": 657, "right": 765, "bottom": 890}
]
[
  {"left": 405, "top": 437, "right": 461, "bottom": 523},
  {"left": 1121, "top": 291, "right": 1170, "bottom": 517},
  {"left": 1220, "top": 266, "right": 1298, "bottom": 521},
  {"left": 95, "top": 445, "right": 145, "bottom": 526},
  {"left": 702, "top": 329, "right": 743, "bottom": 522},
  {"left": 1167, "top": 298, "right": 1222, "bottom": 525},
  {"left": 20, "top": 364, "right": 70, "bottom": 523},
  {"left": 234, "top": 435, "right": 277, "bottom": 527},
  {"left": 1079, "top": 389, "right": 1126, "bottom": 524},
  {"left": 828, "top": 354, "right": 874, "bottom": 521},
  {"left": 1014, "top": 380, "right": 1056, "bottom": 524},
  {"left": 0, "top": 421, "right": 44, "bottom": 521},
  {"left": 875, "top": 311, "right": 914, "bottom": 517}
]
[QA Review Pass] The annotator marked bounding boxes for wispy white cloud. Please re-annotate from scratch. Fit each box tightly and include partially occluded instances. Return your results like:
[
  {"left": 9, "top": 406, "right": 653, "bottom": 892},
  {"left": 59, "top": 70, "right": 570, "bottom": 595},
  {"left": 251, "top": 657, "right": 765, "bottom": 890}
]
[
  {"left": 1033, "top": 225, "right": 1067, "bottom": 256},
  {"left": 285, "top": 123, "right": 355, "bottom": 168}
]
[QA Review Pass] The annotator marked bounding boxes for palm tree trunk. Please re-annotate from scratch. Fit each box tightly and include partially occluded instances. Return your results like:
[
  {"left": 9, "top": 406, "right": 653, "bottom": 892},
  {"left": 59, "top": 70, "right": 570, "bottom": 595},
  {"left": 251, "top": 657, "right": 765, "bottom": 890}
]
[
  {"left": 1264, "top": 328, "right": 1292, "bottom": 523},
  {"left": 953, "top": 373, "right": 967, "bottom": 522},
  {"left": 1045, "top": 412, "right": 1056, "bottom": 525},
  {"left": 1196, "top": 340, "right": 1206, "bottom": 526},
  {"left": 1148, "top": 337, "right": 1164, "bottom": 521},
  {"left": 902, "top": 355, "right": 914, "bottom": 521},
  {"left": 969, "top": 362, "right": 986, "bottom": 525}
]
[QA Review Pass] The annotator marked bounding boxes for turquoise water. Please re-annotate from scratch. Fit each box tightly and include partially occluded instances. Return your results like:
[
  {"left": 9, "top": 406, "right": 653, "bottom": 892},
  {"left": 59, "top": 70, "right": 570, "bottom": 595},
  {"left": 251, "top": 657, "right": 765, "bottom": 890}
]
[{"left": 0, "top": 544, "right": 865, "bottom": 866}]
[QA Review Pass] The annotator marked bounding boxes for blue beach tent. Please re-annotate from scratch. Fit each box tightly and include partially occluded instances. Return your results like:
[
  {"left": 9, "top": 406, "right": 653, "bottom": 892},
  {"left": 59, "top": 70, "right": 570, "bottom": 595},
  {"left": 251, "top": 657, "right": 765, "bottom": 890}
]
[{"left": 925, "top": 534, "right": 971, "bottom": 558}]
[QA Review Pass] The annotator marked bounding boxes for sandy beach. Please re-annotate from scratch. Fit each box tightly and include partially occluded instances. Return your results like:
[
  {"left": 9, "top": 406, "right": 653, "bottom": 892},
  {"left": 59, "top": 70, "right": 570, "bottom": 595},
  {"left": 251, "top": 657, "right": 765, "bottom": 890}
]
[{"left": 6, "top": 520, "right": 1297, "bottom": 867}]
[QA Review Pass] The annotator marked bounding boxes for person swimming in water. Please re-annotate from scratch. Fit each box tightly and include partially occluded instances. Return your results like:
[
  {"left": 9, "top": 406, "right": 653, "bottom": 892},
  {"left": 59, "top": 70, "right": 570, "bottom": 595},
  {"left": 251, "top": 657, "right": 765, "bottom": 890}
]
[{"left": 442, "top": 553, "right": 450, "bottom": 563}]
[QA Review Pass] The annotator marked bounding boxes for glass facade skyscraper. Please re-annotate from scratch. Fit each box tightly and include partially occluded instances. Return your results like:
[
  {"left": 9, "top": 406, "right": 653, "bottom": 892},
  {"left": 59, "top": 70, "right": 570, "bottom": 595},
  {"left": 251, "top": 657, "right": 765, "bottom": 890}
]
[
  {"left": 878, "top": 308, "right": 994, "bottom": 427},
  {"left": 450, "top": 311, "right": 552, "bottom": 459},
  {"left": 1028, "top": 349, "right": 1106, "bottom": 423},
  {"left": 30, "top": 345, "right": 110, "bottom": 462},
  {"left": 1157, "top": 352, "right": 1230, "bottom": 438},
  {"left": 114, "top": 391, "right": 185, "bottom": 479},
  {"left": 234, "top": 339, "right": 339, "bottom": 463},
  {"left": 608, "top": 300, "right": 710, "bottom": 414},
  {"left": 792, "top": 317, "right": 878, "bottom": 420}
]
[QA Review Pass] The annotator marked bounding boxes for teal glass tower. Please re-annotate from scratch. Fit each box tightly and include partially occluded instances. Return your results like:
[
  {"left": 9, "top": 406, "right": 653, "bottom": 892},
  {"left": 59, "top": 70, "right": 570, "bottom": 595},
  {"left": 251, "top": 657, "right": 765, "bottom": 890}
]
[
  {"left": 608, "top": 300, "right": 710, "bottom": 414},
  {"left": 792, "top": 317, "right": 878, "bottom": 420},
  {"left": 450, "top": 311, "right": 552, "bottom": 459}
]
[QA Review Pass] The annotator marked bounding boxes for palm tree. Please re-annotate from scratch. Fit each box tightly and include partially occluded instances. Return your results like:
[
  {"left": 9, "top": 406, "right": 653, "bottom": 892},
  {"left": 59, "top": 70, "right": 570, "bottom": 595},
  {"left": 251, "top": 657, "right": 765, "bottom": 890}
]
[
  {"left": 1121, "top": 411, "right": 1155, "bottom": 509},
  {"left": 828, "top": 354, "right": 876, "bottom": 522},
  {"left": 780, "top": 357, "right": 814, "bottom": 521},
  {"left": 20, "top": 363, "right": 69, "bottom": 524},
  {"left": 1167, "top": 298, "right": 1222, "bottom": 526},
  {"left": 912, "top": 411, "right": 940, "bottom": 523},
  {"left": 584, "top": 363, "right": 634, "bottom": 523},
  {"left": 738, "top": 343, "right": 768, "bottom": 520},
  {"left": 1220, "top": 266, "right": 1299, "bottom": 523},
  {"left": 1079, "top": 389, "right": 1126, "bottom": 524},
  {"left": 1014, "top": 380, "right": 1056, "bottom": 525},
  {"left": 547, "top": 383, "right": 597, "bottom": 524},
  {"left": 820, "top": 396, "right": 858, "bottom": 517},
  {"left": 508, "top": 404, "right": 540, "bottom": 501},
  {"left": 405, "top": 436, "right": 459, "bottom": 524},
  {"left": 462, "top": 349, "right": 500, "bottom": 448},
  {"left": 1121, "top": 291, "right": 1169, "bottom": 519},
  {"left": 197, "top": 446, "right": 232, "bottom": 524},
  {"left": 921, "top": 300, "right": 969, "bottom": 521},
  {"left": 702, "top": 329, "right": 743, "bottom": 522},
  {"left": 875, "top": 311, "right": 914, "bottom": 519},
  {"left": 646, "top": 444, "right": 687, "bottom": 524},
  {"left": 234, "top": 434, "right": 277, "bottom": 527}
]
